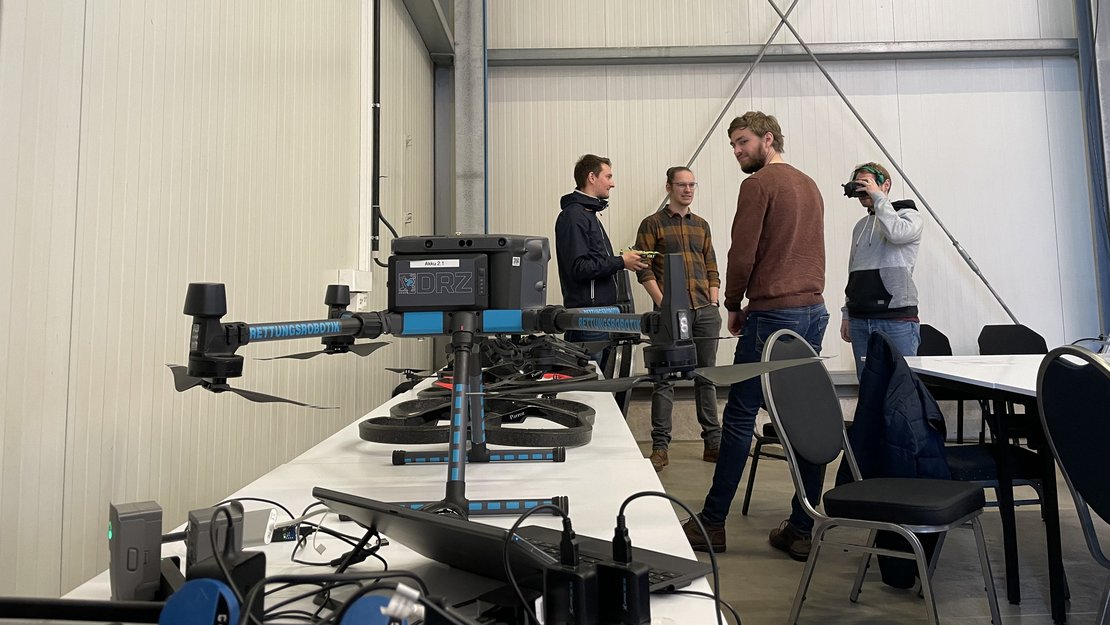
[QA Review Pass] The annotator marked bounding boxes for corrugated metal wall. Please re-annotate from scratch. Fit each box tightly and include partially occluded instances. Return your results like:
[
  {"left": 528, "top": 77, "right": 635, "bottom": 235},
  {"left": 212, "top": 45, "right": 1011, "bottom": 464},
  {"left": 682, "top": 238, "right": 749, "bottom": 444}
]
[
  {"left": 488, "top": 0, "right": 1097, "bottom": 370},
  {"left": 490, "top": 0, "right": 1077, "bottom": 47},
  {"left": 0, "top": 0, "right": 433, "bottom": 595}
]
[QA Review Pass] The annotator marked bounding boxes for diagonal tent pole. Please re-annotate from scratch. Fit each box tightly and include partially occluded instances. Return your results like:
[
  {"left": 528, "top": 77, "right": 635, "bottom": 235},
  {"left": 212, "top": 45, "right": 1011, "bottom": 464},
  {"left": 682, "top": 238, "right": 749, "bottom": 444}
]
[{"left": 759, "top": 0, "right": 1020, "bottom": 324}]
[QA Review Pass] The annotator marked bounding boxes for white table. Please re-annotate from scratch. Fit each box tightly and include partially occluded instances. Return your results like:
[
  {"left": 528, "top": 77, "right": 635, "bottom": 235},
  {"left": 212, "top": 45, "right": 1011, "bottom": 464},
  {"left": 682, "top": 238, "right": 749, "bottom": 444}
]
[
  {"left": 903, "top": 355, "right": 1040, "bottom": 396},
  {"left": 904, "top": 354, "right": 1066, "bottom": 624},
  {"left": 68, "top": 385, "right": 721, "bottom": 624}
]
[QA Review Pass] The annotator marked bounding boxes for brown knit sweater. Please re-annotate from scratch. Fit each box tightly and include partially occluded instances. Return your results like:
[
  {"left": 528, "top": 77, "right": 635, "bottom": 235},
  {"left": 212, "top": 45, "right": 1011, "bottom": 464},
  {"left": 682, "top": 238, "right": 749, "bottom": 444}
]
[{"left": 724, "top": 162, "right": 825, "bottom": 312}]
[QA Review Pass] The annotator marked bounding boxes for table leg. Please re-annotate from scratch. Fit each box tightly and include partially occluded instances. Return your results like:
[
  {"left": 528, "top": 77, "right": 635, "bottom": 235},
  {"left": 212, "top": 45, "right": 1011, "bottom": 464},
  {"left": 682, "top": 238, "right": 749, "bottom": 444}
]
[{"left": 991, "top": 399, "right": 1022, "bottom": 605}]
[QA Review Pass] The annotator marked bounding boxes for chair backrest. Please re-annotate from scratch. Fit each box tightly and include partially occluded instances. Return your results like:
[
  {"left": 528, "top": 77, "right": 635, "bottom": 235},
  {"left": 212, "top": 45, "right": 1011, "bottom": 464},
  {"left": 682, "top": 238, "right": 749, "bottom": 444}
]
[
  {"left": 918, "top": 324, "right": 953, "bottom": 357},
  {"left": 761, "top": 329, "right": 845, "bottom": 468},
  {"left": 1037, "top": 346, "right": 1110, "bottom": 569},
  {"left": 978, "top": 324, "right": 1048, "bottom": 355}
]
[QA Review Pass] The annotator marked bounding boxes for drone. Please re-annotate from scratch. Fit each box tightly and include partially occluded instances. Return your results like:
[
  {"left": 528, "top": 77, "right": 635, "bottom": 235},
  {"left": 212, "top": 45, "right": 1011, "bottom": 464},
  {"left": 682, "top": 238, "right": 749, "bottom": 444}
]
[{"left": 170, "top": 234, "right": 816, "bottom": 518}]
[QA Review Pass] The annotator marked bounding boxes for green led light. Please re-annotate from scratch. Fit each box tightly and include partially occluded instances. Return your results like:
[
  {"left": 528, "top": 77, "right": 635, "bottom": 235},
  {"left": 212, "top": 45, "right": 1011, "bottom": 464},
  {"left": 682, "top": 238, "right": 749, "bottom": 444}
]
[{"left": 107, "top": 521, "right": 113, "bottom": 541}]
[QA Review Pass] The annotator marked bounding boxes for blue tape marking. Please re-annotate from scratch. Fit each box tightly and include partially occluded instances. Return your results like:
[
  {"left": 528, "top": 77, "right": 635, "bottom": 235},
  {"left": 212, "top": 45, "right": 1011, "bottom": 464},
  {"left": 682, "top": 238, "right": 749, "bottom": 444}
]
[
  {"left": 490, "top": 454, "right": 501, "bottom": 461},
  {"left": 507, "top": 502, "right": 521, "bottom": 510},
  {"left": 401, "top": 312, "right": 444, "bottom": 335},
  {"left": 545, "top": 453, "right": 553, "bottom": 460},
  {"left": 489, "top": 502, "right": 502, "bottom": 510},
  {"left": 483, "top": 309, "right": 523, "bottom": 333},
  {"left": 469, "top": 502, "right": 480, "bottom": 511},
  {"left": 455, "top": 396, "right": 463, "bottom": 409},
  {"left": 452, "top": 450, "right": 460, "bottom": 462},
  {"left": 526, "top": 500, "right": 538, "bottom": 508},
  {"left": 451, "top": 469, "right": 459, "bottom": 480},
  {"left": 505, "top": 454, "right": 515, "bottom": 461},
  {"left": 531, "top": 453, "right": 542, "bottom": 460},
  {"left": 453, "top": 431, "right": 460, "bottom": 444}
]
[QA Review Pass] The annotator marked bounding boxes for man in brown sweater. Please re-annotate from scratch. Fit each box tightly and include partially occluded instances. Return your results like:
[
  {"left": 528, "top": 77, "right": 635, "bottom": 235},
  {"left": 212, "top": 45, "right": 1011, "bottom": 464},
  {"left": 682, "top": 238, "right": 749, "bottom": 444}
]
[{"left": 682, "top": 111, "right": 829, "bottom": 562}]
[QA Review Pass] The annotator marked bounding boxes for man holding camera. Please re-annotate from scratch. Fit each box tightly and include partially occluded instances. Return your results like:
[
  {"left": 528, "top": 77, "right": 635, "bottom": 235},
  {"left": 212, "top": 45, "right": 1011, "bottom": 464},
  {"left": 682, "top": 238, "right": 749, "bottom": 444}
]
[
  {"left": 682, "top": 112, "right": 829, "bottom": 559},
  {"left": 840, "top": 162, "right": 923, "bottom": 377},
  {"left": 633, "top": 166, "right": 723, "bottom": 472}
]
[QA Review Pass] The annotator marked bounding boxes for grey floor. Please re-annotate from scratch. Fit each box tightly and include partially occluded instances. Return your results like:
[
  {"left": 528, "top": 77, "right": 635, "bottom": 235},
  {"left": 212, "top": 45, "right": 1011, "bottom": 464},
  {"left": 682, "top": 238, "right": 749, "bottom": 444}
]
[{"left": 626, "top": 395, "right": 1110, "bottom": 625}]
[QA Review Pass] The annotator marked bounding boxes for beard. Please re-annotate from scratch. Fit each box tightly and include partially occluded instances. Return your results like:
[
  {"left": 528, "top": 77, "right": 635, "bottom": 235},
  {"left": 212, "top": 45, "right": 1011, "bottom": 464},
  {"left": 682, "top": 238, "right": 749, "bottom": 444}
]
[{"left": 739, "top": 145, "right": 767, "bottom": 174}]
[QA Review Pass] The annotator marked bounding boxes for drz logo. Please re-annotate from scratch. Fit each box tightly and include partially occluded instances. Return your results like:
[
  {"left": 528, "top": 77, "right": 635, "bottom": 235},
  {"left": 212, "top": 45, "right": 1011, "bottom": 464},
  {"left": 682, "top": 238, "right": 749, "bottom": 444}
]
[{"left": 399, "top": 272, "right": 474, "bottom": 295}]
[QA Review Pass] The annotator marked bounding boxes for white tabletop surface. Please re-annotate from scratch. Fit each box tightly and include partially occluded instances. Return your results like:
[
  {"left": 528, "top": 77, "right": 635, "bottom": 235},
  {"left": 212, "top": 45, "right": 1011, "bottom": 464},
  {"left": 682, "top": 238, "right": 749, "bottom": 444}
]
[
  {"left": 903, "top": 354, "right": 1043, "bottom": 397},
  {"left": 68, "top": 383, "right": 721, "bottom": 624}
]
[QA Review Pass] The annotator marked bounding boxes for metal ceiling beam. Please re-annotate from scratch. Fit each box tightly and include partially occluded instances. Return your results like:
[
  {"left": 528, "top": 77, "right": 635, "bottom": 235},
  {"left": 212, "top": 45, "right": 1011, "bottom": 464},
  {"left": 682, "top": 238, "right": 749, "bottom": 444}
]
[
  {"left": 401, "top": 0, "right": 455, "bottom": 65},
  {"left": 488, "top": 38, "right": 1078, "bottom": 67}
]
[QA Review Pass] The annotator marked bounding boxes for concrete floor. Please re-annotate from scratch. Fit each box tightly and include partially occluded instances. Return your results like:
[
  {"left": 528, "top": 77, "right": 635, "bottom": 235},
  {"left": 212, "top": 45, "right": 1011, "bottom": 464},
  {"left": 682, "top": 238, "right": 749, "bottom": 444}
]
[{"left": 627, "top": 396, "right": 1110, "bottom": 625}]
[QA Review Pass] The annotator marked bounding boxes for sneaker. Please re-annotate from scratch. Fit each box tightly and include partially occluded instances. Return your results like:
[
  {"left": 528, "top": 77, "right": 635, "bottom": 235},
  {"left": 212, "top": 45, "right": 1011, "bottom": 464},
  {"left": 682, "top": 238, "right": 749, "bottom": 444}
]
[
  {"left": 648, "top": 448, "right": 669, "bottom": 472},
  {"left": 769, "top": 520, "right": 812, "bottom": 562},
  {"left": 682, "top": 514, "right": 726, "bottom": 553},
  {"left": 702, "top": 445, "right": 720, "bottom": 463}
]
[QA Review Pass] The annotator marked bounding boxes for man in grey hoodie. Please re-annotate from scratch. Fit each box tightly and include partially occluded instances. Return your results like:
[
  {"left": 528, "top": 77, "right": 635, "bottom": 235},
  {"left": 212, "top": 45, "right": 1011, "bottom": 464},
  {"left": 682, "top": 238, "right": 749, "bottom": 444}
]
[{"left": 840, "top": 162, "right": 923, "bottom": 378}]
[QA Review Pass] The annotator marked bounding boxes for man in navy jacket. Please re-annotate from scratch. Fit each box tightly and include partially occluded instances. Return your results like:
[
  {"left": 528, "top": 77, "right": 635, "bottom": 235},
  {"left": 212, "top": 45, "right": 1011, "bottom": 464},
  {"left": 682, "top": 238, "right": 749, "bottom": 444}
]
[{"left": 555, "top": 154, "right": 648, "bottom": 367}]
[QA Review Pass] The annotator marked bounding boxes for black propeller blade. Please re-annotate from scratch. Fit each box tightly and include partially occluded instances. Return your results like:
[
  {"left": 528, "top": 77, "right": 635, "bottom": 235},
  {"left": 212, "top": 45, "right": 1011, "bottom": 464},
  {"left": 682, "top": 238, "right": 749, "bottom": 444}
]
[
  {"left": 573, "top": 335, "right": 738, "bottom": 353},
  {"left": 254, "top": 341, "right": 390, "bottom": 361},
  {"left": 483, "top": 357, "right": 820, "bottom": 396},
  {"left": 165, "top": 365, "right": 338, "bottom": 409}
]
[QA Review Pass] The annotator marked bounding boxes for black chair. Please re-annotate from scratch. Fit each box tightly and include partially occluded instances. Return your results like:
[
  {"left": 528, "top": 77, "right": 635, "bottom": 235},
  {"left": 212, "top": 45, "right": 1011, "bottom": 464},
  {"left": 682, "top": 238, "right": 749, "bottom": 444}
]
[
  {"left": 761, "top": 329, "right": 1001, "bottom": 625},
  {"left": 740, "top": 422, "right": 785, "bottom": 515},
  {"left": 977, "top": 324, "right": 1049, "bottom": 446},
  {"left": 1038, "top": 346, "right": 1110, "bottom": 625},
  {"left": 919, "top": 324, "right": 979, "bottom": 444}
]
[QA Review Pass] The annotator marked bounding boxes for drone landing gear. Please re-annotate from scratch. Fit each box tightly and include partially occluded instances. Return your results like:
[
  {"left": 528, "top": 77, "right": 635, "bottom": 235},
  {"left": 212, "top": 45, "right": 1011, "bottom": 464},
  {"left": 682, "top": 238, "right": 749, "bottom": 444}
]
[{"left": 388, "top": 312, "right": 568, "bottom": 519}]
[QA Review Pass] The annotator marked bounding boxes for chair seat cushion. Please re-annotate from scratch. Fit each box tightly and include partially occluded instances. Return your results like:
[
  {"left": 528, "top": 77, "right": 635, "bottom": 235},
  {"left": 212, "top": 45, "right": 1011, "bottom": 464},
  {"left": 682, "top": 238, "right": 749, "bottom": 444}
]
[
  {"left": 946, "top": 444, "right": 1043, "bottom": 482},
  {"left": 824, "top": 478, "right": 986, "bottom": 525}
]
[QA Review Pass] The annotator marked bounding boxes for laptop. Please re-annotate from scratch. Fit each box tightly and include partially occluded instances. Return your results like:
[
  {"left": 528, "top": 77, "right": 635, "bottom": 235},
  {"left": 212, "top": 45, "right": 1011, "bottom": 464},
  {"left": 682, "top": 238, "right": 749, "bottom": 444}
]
[{"left": 312, "top": 487, "right": 710, "bottom": 593}]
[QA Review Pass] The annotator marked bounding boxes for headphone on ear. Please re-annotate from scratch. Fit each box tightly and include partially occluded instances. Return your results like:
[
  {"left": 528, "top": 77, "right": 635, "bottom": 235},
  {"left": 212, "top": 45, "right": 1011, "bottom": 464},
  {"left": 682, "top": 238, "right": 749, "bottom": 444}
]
[{"left": 852, "top": 164, "right": 887, "bottom": 186}]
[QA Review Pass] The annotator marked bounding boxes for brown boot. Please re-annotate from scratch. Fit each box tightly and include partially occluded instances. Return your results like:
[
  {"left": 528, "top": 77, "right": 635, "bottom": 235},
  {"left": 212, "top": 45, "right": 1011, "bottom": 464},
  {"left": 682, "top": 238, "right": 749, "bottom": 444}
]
[
  {"left": 769, "top": 520, "right": 812, "bottom": 562},
  {"left": 682, "top": 514, "right": 726, "bottom": 553},
  {"left": 702, "top": 444, "right": 720, "bottom": 463},
  {"left": 648, "top": 448, "right": 669, "bottom": 472}
]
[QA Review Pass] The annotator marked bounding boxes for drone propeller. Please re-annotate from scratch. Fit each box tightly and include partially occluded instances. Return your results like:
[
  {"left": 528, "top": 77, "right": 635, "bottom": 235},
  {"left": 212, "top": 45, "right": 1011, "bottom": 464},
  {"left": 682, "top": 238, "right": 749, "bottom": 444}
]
[
  {"left": 481, "top": 357, "right": 821, "bottom": 396},
  {"left": 166, "top": 365, "right": 338, "bottom": 409},
  {"left": 573, "top": 335, "right": 738, "bottom": 353},
  {"left": 255, "top": 341, "right": 390, "bottom": 361}
]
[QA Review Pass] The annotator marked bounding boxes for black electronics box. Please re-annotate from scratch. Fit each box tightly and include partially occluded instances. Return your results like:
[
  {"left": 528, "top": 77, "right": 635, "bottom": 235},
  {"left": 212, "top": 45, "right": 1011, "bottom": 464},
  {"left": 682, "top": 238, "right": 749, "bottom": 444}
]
[{"left": 388, "top": 235, "right": 549, "bottom": 312}]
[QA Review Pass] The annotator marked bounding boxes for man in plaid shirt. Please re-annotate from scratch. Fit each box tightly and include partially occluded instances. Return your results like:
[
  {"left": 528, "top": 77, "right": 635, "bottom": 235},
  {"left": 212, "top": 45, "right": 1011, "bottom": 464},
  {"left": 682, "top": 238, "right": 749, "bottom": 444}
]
[{"left": 633, "top": 166, "right": 723, "bottom": 472}]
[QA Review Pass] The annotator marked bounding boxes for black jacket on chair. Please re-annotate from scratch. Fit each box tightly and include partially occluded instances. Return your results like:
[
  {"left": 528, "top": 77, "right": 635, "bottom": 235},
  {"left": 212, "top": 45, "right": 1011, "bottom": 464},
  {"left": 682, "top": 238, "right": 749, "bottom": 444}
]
[
  {"left": 837, "top": 331, "right": 950, "bottom": 588},
  {"left": 843, "top": 332, "right": 950, "bottom": 482}
]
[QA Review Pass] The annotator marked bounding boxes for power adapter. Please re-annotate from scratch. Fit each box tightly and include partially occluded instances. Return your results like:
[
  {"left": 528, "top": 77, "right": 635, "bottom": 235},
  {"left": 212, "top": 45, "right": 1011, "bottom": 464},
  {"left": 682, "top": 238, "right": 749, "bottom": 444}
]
[
  {"left": 542, "top": 518, "right": 599, "bottom": 625},
  {"left": 596, "top": 516, "right": 650, "bottom": 624}
]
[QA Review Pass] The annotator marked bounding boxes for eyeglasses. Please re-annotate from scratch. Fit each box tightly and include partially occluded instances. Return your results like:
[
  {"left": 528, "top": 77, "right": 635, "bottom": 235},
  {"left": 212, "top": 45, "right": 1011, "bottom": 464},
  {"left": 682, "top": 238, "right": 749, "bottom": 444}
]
[{"left": 670, "top": 182, "right": 698, "bottom": 189}]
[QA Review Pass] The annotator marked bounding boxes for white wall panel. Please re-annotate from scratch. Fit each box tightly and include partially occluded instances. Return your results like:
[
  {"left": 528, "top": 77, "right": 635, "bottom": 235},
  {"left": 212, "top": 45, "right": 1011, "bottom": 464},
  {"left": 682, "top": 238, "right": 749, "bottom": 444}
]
[
  {"left": 489, "top": 57, "right": 1098, "bottom": 372},
  {"left": 0, "top": 0, "right": 434, "bottom": 595},
  {"left": 0, "top": 0, "right": 85, "bottom": 596},
  {"left": 490, "top": 0, "right": 1076, "bottom": 48}
]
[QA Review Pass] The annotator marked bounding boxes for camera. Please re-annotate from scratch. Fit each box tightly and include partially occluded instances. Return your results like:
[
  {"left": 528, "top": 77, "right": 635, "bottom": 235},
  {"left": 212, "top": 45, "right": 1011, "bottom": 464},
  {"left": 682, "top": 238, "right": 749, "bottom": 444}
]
[{"left": 842, "top": 181, "right": 867, "bottom": 198}]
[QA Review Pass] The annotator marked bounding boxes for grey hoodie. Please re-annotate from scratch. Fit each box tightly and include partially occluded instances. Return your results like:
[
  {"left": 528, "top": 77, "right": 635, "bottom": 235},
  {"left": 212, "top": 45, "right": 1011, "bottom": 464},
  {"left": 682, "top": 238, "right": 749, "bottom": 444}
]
[{"left": 843, "top": 195, "right": 923, "bottom": 319}]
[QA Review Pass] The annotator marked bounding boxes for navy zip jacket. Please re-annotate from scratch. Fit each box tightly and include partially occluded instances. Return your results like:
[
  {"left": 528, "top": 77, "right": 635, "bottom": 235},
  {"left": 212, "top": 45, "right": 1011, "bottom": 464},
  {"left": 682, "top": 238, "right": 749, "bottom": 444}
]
[
  {"left": 836, "top": 330, "right": 950, "bottom": 589},
  {"left": 840, "top": 330, "right": 950, "bottom": 482},
  {"left": 555, "top": 191, "right": 625, "bottom": 308}
]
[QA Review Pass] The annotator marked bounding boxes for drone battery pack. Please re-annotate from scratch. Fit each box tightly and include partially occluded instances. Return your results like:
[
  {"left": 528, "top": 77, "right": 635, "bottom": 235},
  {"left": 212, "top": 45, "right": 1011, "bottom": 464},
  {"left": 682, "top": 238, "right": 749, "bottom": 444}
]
[
  {"left": 185, "top": 502, "right": 244, "bottom": 572},
  {"left": 108, "top": 501, "right": 163, "bottom": 601},
  {"left": 388, "top": 235, "right": 550, "bottom": 314}
]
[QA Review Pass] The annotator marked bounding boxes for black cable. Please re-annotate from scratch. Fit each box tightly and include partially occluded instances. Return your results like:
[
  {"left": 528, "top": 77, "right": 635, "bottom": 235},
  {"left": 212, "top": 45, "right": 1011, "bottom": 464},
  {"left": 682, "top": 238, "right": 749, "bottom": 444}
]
[
  {"left": 666, "top": 590, "right": 742, "bottom": 625},
  {"left": 238, "top": 572, "right": 430, "bottom": 625},
  {"left": 217, "top": 497, "right": 296, "bottom": 520},
  {"left": 502, "top": 503, "right": 570, "bottom": 625},
  {"left": 210, "top": 507, "right": 246, "bottom": 607},
  {"left": 263, "top": 581, "right": 361, "bottom": 618},
  {"left": 617, "top": 491, "right": 728, "bottom": 625},
  {"left": 338, "top": 581, "right": 477, "bottom": 625}
]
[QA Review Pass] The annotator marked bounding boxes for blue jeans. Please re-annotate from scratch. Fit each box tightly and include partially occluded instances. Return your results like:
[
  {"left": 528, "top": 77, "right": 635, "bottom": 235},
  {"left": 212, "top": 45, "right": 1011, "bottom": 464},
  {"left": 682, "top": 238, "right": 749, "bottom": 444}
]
[
  {"left": 848, "top": 317, "right": 920, "bottom": 380},
  {"left": 700, "top": 304, "right": 829, "bottom": 527}
]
